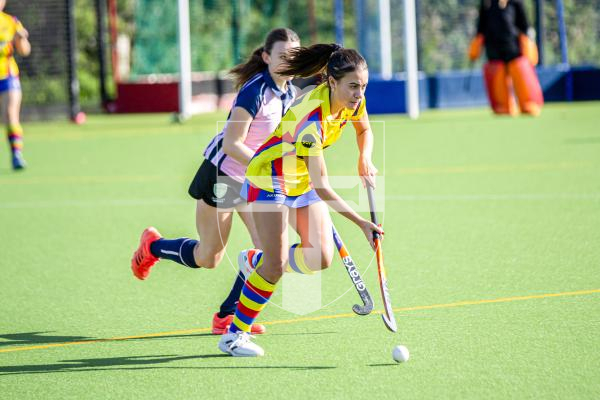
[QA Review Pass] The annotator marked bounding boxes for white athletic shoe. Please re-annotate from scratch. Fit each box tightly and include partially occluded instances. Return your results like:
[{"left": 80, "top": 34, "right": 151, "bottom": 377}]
[
  {"left": 218, "top": 331, "right": 264, "bottom": 357},
  {"left": 238, "top": 249, "right": 261, "bottom": 280}
]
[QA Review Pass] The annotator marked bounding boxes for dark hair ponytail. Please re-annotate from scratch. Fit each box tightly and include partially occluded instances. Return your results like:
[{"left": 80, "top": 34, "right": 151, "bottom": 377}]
[
  {"left": 277, "top": 44, "right": 340, "bottom": 78},
  {"left": 229, "top": 28, "right": 300, "bottom": 89},
  {"left": 277, "top": 43, "right": 367, "bottom": 82},
  {"left": 229, "top": 46, "right": 265, "bottom": 89}
]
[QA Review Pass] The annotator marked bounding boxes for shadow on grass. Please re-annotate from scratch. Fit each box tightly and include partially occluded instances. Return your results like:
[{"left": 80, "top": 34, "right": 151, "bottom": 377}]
[
  {"left": 0, "top": 330, "right": 337, "bottom": 349},
  {"left": 0, "top": 332, "right": 96, "bottom": 347},
  {"left": 0, "top": 331, "right": 219, "bottom": 348},
  {"left": 0, "top": 354, "right": 335, "bottom": 376}
]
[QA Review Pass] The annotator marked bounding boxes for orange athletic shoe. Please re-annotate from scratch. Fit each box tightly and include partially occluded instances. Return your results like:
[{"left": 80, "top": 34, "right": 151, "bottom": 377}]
[
  {"left": 211, "top": 312, "right": 266, "bottom": 335},
  {"left": 131, "top": 227, "right": 162, "bottom": 280}
]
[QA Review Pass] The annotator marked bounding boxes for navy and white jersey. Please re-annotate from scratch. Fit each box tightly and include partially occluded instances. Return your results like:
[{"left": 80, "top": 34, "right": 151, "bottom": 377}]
[{"left": 203, "top": 69, "right": 296, "bottom": 182}]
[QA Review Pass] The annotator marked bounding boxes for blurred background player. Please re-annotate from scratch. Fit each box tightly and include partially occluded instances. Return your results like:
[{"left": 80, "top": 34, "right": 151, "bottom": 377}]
[
  {"left": 0, "top": 0, "right": 30, "bottom": 170},
  {"left": 217, "top": 44, "right": 383, "bottom": 357},
  {"left": 131, "top": 28, "right": 300, "bottom": 335},
  {"left": 469, "top": 0, "right": 543, "bottom": 116}
]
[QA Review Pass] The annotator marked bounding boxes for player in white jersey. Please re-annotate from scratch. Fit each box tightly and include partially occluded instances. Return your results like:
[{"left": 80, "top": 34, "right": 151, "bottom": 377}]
[{"left": 130, "top": 28, "right": 300, "bottom": 335}]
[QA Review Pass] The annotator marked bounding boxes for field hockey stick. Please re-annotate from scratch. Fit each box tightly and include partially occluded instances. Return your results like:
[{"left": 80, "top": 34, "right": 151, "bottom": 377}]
[
  {"left": 332, "top": 225, "right": 374, "bottom": 315},
  {"left": 366, "top": 184, "right": 398, "bottom": 332}
]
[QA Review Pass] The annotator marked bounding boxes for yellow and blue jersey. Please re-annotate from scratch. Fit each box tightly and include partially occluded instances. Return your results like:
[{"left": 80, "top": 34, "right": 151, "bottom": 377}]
[
  {"left": 0, "top": 12, "right": 24, "bottom": 80},
  {"left": 245, "top": 82, "right": 366, "bottom": 199}
]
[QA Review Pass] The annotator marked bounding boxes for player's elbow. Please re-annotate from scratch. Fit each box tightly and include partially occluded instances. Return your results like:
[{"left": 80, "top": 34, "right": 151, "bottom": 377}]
[
  {"left": 221, "top": 141, "right": 234, "bottom": 156},
  {"left": 16, "top": 44, "right": 31, "bottom": 57},
  {"left": 314, "top": 185, "right": 333, "bottom": 202},
  {"left": 15, "top": 38, "right": 31, "bottom": 57},
  {"left": 221, "top": 139, "right": 239, "bottom": 157}
]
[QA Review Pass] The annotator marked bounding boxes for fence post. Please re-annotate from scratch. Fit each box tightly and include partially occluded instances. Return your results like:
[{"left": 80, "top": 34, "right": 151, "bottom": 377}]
[
  {"left": 534, "top": 0, "right": 544, "bottom": 66},
  {"left": 555, "top": 0, "right": 572, "bottom": 101},
  {"left": 65, "top": 0, "right": 81, "bottom": 121},
  {"left": 95, "top": 0, "right": 109, "bottom": 107}
]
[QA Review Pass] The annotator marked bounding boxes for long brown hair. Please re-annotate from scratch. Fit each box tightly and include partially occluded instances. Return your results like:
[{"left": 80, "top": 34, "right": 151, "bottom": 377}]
[
  {"left": 277, "top": 43, "right": 367, "bottom": 82},
  {"left": 229, "top": 28, "right": 300, "bottom": 89}
]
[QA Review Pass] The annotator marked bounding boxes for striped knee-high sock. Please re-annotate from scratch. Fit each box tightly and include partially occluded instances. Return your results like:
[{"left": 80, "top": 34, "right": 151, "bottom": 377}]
[
  {"left": 218, "top": 249, "right": 264, "bottom": 316},
  {"left": 287, "top": 243, "right": 317, "bottom": 275},
  {"left": 7, "top": 124, "right": 24, "bottom": 153},
  {"left": 229, "top": 270, "right": 275, "bottom": 333}
]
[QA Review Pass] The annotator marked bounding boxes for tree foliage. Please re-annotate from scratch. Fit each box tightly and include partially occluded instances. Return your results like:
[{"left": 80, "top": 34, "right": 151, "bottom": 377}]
[{"left": 11, "top": 0, "right": 600, "bottom": 105}]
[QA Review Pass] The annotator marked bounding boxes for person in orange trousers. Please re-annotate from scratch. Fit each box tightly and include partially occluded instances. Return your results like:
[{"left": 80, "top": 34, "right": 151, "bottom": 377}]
[{"left": 468, "top": 0, "right": 543, "bottom": 116}]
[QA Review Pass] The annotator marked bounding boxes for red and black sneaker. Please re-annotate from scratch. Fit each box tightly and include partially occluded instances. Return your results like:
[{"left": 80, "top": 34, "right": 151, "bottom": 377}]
[
  {"left": 131, "top": 227, "right": 162, "bottom": 280},
  {"left": 211, "top": 312, "right": 266, "bottom": 335}
]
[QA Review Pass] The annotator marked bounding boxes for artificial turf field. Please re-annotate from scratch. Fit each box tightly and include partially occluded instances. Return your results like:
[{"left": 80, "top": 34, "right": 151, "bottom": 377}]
[{"left": 1, "top": 103, "right": 599, "bottom": 399}]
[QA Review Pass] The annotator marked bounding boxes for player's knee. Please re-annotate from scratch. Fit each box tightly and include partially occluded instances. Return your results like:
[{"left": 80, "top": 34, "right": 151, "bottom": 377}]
[
  {"left": 199, "top": 258, "right": 218, "bottom": 269},
  {"left": 202, "top": 251, "right": 226, "bottom": 269},
  {"left": 194, "top": 245, "right": 225, "bottom": 269}
]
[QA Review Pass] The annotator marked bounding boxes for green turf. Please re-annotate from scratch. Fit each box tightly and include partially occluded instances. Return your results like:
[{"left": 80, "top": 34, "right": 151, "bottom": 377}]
[{"left": 1, "top": 103, "right": 599, "bottom": 399}]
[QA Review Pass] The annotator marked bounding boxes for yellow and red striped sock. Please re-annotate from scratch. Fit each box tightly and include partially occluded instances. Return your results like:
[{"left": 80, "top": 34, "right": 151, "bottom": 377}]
[
  {"left": 229, "top": 270, "right": 275, "bottom": 333},
  {"left": 7, "top": 123, "right": 24, "bottom": 152}
]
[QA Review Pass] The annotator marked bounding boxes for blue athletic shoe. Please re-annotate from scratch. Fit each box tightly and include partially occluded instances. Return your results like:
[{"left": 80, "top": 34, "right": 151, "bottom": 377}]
[{"left": 11, "top": 151, "right": 26, "bottom": 170}]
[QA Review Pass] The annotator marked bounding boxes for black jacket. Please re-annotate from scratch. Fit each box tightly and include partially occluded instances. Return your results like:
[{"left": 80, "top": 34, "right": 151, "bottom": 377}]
[{"left": 476, "top": 0, "right": 529, "bottom": 62}]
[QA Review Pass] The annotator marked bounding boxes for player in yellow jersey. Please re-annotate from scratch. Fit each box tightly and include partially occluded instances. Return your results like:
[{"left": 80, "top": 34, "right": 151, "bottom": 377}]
[
  {"left": 0, "top": 0, "right": 30, "bottom": 170},
  {"left": 218, "top": 44, "right": 384, "bottom": 356},
  {"left": 130, "top": 28, "right": 301, "bottom": 335}
]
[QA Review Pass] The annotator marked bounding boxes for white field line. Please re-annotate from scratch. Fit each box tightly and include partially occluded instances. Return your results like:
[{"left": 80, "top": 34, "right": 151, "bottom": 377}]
[
  {"left": 0, "top": 161, "right": 597, "bottom": 186},
  {"left": 1, "top": 193, "right": 599, "bottom": 209},
  {"left": 386, "top": 193, "right": 600, "bottom": 201},
  {"left": 0, "top": 175, "right": 176, "bottom": 185},
  {"left": 0, "top": 199, "right": 190, "bottom": 209}
]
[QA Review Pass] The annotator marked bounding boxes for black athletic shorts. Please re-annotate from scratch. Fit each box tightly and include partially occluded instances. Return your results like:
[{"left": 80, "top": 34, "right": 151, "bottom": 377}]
[{"left": 188, "top": 159, "right": 245, "bottom": 209}]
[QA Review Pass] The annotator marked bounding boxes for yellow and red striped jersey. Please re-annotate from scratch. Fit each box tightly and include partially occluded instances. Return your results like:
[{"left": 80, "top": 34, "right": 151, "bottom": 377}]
[
  {"left": 0, "top": 12, "right": 25, "bottom": 79},
  {"left": 246, "top": 82, "right": 366, "bottom": 197}
]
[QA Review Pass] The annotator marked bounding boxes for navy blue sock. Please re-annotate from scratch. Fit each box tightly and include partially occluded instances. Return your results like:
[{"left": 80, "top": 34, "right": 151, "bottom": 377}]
[
  {"left": 218, "top": 271, "right": 246, "bottom": 317},
  {"left": 150, "top": 238, "right": 200, "bottom": 268}
]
